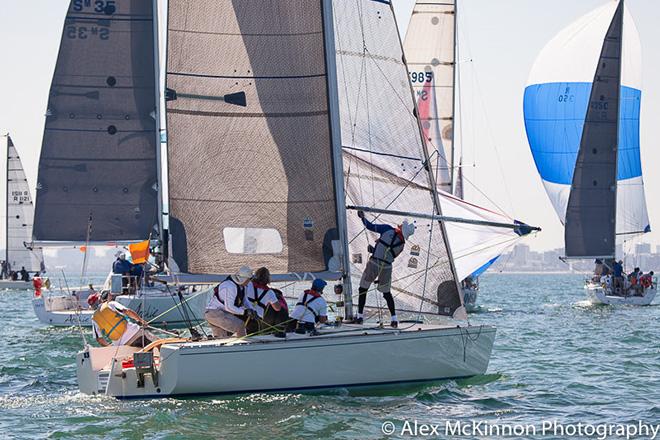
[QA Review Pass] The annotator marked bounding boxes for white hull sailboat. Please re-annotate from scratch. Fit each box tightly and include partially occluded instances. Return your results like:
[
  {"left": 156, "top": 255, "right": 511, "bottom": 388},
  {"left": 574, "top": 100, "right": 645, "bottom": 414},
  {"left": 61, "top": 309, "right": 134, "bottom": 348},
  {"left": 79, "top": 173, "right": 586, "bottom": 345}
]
[
  {"left": 0, "top": 280, "right": 33, "bottom": 290},
  {"left": 525, "top": 0, "right": 654, "bottom": 304},
  {"left": 32, "top": 281, "right": 212, "bottom": 328},
  {"left": 1, "top": 135, "right": 45, "bottom": 289},
  {"left": 77, "top": 323, "right": 495, "bottom": 398},
  {"left": 70, "top": 0, "right": 499, "bottom": 398},
  {"left": 585, "top": 281, "right": 656, "bottom": 306}
]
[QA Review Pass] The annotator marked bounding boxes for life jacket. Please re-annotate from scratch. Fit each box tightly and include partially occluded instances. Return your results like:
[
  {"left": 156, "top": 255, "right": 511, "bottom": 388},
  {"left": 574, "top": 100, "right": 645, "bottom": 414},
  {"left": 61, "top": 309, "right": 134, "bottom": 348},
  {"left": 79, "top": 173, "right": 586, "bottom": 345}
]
[
  {"left": 249, "top": 282, "right": 272, "bottom": 314},
  {"left": 213, "top": 277, "right": 246, "bottom": 310},
  {"left": 93, "top": 303, "right": 127, "bottom": 341},
  {"left": 296, "top": 289, "right": 322, "bottom": 322},
  {"left": 371, "top": 227, "right": 405, "bottom": 265},
  {"left": 33, "top": 277, "right": 43, "bottom": 297},
  {"left": 641, "top": 275, "right": 652, "bottom": 288}
]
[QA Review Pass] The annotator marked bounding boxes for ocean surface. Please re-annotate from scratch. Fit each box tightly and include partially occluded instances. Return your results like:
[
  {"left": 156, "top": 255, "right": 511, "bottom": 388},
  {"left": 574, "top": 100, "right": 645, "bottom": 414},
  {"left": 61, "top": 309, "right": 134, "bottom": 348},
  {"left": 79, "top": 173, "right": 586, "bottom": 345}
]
[{"left": 0, "top": 273, "right": 658, "bottom": 439}]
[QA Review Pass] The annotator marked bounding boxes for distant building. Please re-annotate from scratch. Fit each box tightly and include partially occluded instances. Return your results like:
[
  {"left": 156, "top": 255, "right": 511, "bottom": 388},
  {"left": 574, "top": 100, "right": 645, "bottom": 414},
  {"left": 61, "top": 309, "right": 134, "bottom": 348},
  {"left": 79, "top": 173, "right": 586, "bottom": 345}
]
[{"left": 635, "top": 243, "right": 651, "bottom": 255}]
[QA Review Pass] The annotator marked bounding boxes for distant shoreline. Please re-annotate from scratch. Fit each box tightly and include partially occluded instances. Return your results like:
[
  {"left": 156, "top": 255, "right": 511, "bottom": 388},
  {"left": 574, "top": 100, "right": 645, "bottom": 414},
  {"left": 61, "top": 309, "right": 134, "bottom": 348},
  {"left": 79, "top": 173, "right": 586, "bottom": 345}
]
[{"left": 487, "top": 271, "right": 586, "bottom": 275}]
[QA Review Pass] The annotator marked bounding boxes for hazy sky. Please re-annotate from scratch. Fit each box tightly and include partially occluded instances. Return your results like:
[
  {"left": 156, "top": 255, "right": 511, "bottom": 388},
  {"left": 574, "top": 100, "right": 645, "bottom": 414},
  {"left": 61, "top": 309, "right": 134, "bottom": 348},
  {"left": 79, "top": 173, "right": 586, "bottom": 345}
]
[{"left": 0, "top": 0, "right": 658, "bottom": 253}]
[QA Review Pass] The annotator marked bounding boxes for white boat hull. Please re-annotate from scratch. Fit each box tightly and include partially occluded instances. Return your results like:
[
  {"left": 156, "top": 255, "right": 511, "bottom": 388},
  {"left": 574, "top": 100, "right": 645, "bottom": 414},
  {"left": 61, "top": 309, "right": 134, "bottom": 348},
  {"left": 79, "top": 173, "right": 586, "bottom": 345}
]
[
  {"left": 585, "top": 282, "right": 657, "bottom": 306},
  {"left": 33, "top": 285, "right": 212, "bottom": 328},
  {"left": 0, "top": 280, "right": 33, "bottom": 290},
  {"left": 77, "top": 323, "right": 496, "bottom": 398}
]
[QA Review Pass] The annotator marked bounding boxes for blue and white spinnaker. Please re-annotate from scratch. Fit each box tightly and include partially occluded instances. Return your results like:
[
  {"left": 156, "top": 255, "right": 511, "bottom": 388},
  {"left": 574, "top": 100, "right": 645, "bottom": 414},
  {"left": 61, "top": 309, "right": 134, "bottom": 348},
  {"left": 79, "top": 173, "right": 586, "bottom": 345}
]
[{"left": 524, "top": 0, "right": 650, "bottom": 254}]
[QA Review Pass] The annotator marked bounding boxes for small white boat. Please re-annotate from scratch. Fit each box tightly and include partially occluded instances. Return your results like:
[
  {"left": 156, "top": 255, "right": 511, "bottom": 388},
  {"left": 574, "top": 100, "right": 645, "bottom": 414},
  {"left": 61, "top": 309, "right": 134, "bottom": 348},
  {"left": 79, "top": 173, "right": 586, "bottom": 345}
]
[
  {"left": 77, "top": 323, "right": 495, "bottom": 398},
  {"left": 33, "top": 281, "right": 212, "bottom": 328},
  {"left": 0, "top": 280, "right": 33, "bottom": 290},
  {"left": 585, "top": 280, "right": 657, "bottom": 306}
]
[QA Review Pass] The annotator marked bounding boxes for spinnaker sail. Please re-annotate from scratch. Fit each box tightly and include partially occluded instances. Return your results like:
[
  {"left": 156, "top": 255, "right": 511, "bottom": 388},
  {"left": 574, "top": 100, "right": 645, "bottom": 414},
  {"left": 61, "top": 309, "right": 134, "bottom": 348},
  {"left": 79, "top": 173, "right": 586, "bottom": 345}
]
[{"left": 524, "top": 0, "right": 649, "bottom": 257}]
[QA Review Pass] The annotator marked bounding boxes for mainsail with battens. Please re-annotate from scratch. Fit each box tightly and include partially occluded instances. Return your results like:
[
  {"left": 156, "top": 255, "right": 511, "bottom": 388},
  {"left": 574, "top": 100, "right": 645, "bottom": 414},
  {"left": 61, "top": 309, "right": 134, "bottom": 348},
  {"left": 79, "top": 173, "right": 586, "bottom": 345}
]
[
  {"left": 524, "top": 0, "right": 649, "bottom": 258},
  {"left": 5, "top": 136, "right": 44, "bottom": 272},
  {"left": 165, "top": 1, "right": 341, "bottom": 277},
  {"left": 33, "top": 0, "right": 159, "bottom": 243}
]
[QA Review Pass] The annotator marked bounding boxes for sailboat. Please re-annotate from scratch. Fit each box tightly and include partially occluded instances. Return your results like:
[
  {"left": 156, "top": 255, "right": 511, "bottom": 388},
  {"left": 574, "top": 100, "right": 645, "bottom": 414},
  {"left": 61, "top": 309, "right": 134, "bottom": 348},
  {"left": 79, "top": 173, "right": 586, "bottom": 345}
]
[
  {"left": 30, "top": 0, "right": 211, "bottom": 327},
  {"left": 403, "top": 0, "right": 539, "bottom": 310},
  {"left": 0, "top": 135, "right": 45, "bottom": 290},
  {"left": 524, "top": 0, "right": 655, "bottom": 305},
  {"left": 76, "top": 0, "right": 500, "bottom": 398}
]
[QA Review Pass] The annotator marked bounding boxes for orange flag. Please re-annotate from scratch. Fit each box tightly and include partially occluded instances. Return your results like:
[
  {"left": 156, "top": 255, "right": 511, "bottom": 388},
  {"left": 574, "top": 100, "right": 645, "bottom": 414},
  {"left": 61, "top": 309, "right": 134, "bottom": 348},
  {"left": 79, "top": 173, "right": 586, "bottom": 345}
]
[{"left": 129, "top": 240, "right": 150, "bottom": 264}]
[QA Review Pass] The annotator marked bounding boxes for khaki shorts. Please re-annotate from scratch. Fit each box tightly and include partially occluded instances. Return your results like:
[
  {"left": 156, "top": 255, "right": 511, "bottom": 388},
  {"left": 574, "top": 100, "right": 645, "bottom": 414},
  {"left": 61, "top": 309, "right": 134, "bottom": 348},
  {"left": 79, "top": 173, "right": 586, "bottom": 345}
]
[
  {"left": 205, "top": 309, "right": 246, "bottom": 337},
  {"left": 359, "top": 259, "right": 392, "bottom": 293}
]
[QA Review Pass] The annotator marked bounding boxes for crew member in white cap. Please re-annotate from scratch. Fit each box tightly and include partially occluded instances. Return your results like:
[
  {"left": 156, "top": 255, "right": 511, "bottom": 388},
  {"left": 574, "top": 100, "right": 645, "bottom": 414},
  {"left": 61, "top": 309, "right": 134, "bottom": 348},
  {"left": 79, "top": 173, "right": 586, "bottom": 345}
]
[
  {"left": 352, "top": 211, "right": 415, "bottom": 328},
  {"left": 204, "top": 266, "right": 257, "bottom": 337}
]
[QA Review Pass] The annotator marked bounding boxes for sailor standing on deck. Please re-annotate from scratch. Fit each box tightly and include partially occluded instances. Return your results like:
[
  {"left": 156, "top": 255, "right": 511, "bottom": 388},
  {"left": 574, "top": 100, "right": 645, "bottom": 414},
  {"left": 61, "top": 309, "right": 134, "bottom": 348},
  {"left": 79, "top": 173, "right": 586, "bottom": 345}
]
[
  {"left": 205, "top": 266, "right": 257, "bottom": 338},
  {"left": 353, "top": 210, "right": 415, "bottom": 328}
]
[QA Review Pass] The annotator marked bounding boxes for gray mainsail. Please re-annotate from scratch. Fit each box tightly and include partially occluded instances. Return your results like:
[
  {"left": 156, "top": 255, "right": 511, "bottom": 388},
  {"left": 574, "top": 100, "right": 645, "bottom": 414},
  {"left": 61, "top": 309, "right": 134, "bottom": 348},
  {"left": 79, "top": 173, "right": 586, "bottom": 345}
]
[
  {"left": 33, "top": 0, "right": 159, "bottom": 243},
  {"left": 334, "top": 0, "right": 464, "bottom": 318},
  {"left": 6, "top": 136, "right": 44, "bottom": 272},
  {"left": 565, "top": 1, "right": 623, "bottom": 258},
  {"left": 166, "top": 0, "right": 340, "bottom": 275}
]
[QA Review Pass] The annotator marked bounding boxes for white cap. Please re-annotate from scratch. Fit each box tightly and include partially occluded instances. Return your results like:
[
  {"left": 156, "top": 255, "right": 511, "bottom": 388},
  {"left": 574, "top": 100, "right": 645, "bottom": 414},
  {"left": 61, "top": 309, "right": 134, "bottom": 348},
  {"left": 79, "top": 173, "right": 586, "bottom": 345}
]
[
  {"left": 401, "top": 220, "right": 416, "bottom": 240},
  {"left": 231, "top": 266, "right": 253, "bottom": 284},
  {"left": 116, "top": 251, "right": 126, "bottom": 260}
]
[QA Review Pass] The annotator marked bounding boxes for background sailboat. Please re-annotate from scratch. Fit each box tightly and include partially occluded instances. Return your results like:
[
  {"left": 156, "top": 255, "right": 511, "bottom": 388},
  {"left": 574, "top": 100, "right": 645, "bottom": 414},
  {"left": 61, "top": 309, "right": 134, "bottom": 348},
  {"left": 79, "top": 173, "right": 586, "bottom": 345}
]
[
  {"left": 403, "top": 0, "right": 538, "bottom": 309},
  {"left": 0, "top": 135, "right": 44, "bottom": 290},
  {"left": 524, "top": 0, "right": 655, "bottom": 305}
]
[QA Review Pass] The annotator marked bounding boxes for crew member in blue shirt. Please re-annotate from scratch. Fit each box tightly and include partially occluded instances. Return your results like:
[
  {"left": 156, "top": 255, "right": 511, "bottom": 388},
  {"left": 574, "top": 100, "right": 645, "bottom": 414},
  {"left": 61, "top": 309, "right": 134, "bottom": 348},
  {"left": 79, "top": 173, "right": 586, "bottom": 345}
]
[{"left": 352, "top": 211, "right": 415, "bottom": 328}]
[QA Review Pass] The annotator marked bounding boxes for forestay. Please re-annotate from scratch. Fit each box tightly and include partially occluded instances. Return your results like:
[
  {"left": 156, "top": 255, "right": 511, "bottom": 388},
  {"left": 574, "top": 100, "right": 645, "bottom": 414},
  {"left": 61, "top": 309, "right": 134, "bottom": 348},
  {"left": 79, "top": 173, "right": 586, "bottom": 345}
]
[
  {"left": 403, "top": 0, "right": 455, "bottom": 194},
  {"left": 33, "top": 0, "right": 159, "bottom": 242},
  {"left": 524, "top": 1, "right": 650, "bottom": 253},
  {"left": 334, "top": 0, "right": 464, "bottom": 318},
  {"left": 6, "top": 137, "right": 44, "bottom": 272},
  {"left": 166, "top": 0, "right": 339, "bottom": 275}
]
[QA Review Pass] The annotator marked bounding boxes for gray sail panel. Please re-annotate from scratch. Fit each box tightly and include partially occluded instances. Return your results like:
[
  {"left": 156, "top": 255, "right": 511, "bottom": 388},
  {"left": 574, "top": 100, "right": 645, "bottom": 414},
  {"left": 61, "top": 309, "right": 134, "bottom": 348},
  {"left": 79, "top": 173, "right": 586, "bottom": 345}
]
[
  {"left": 166, "top": 0, "right": 338, "bottom": 275},
  {"left": 6, "top": 137, "right": 44, "bottom": 272},
  {"left": 334, "top": 0, "right": 462, "bottom": 317},
  {"left": 565, "top": 2, "right": 623, "bottom": 258},
  {"left": 33, "top": 0, "right": 159, "bottom": 242}
]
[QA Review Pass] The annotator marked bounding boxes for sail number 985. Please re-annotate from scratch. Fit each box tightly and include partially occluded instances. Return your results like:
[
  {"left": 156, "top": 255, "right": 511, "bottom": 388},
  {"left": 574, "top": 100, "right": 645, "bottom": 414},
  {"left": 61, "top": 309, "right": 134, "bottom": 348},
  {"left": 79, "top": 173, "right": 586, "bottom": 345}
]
[{"left": 410, "top": 72, "right": 434, "bottom": 83}]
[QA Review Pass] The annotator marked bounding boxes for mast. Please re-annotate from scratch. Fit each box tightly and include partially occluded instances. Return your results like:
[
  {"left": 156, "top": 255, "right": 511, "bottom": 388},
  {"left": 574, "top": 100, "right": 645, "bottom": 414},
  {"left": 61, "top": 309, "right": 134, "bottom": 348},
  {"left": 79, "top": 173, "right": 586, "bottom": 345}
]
[
  {"left": 152, "top": 0, "right": 169, "bottom": 266},
  {"left": 390, "top": 1, "right": 465, "bottom": 316},
  {"left": 321, "top": 0, "right": 353, "bottom": 319},
  {"left": 450, "top": 0, "right": 458, "bottom": 195},
  {"left": 4, "top": 135, "right": 9, "bottom": 266}
]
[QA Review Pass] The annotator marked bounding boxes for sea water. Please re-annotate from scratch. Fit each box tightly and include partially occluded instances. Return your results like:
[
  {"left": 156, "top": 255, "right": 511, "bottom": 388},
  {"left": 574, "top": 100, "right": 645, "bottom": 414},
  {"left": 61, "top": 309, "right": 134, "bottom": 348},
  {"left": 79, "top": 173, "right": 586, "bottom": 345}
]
[{"left": 0, "top": 273, "right": 658, "bottom": 439}]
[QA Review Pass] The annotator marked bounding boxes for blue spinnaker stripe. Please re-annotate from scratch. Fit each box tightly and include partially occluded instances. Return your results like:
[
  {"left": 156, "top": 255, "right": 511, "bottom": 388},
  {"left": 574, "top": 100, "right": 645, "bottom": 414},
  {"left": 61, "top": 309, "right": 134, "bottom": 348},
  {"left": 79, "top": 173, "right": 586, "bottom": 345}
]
[
  {"left": 469, "top": 256, "right": 499, "bottom": 279},
  {"left": 523, "top": 82, "right": 641, "bottom": 185}
]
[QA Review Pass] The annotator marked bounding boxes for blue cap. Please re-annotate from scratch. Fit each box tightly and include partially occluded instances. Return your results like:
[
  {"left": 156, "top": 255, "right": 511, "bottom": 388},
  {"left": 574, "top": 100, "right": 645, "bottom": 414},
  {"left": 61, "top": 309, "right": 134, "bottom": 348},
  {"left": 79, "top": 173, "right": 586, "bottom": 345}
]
[{"left": 312, "top": 279, "right": 327, "bottom": 291}]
